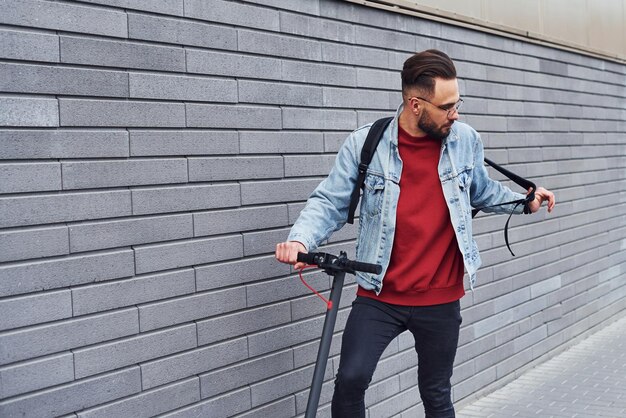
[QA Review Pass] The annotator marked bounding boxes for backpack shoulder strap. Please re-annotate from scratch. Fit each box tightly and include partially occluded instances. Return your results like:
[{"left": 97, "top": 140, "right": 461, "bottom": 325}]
[{"left": 347, "top": 117, "right": 393, "bottom": 224}]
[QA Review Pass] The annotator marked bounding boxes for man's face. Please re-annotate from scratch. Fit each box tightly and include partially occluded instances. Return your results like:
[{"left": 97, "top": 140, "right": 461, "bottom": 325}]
[{"left": 415, "top": 78, "right": 460, "bottom": 140}]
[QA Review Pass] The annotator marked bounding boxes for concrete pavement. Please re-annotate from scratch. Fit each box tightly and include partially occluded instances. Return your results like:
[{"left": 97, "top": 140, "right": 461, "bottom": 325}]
[{"left": 457, "top": 315, "right": 626, "bottom": 418}]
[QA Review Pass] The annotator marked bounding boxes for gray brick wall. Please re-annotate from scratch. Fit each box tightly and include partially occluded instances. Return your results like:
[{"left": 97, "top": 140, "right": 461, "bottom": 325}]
[{"left": 0, "top": 0, "right": 624, "bottom": 417}]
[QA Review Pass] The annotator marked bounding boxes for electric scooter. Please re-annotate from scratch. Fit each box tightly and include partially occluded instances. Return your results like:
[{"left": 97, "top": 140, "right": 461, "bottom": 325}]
[{"left": 296, "top": 251, "right": 382, "bottom": 418}]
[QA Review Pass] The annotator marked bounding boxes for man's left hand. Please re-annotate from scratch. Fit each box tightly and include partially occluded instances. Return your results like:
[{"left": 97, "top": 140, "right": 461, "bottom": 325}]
[{"left": 527, "top": 187, "right": 555, "bottom": 214}]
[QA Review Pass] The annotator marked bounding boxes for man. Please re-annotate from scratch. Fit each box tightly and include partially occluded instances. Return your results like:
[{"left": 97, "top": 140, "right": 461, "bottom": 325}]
[{"left": 275, "top": 49, "right": 555, "bottom": 418}]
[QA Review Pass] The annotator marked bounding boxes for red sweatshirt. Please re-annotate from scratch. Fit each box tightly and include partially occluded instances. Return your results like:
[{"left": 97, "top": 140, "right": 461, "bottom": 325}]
[{"left": 358, "top": 125, "right": 465, "bottom": 306}]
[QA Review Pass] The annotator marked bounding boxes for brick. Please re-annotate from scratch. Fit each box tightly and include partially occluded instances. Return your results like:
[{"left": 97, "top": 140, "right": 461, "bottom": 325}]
[
  {"left": 0, "top": 130, "right": 129, "bottom": 159},
  {"left": 188, "top": 156, "right": 283, "bottom": 181},
  {"left": 72, "top": 269, "right": 195, "bottom": 316},
  {"left": 139, "top": 286, "right": 246, "bottom": 332},
  {"left": 280, "top": 11, "right": 354, "bottom": 42},
  {"left": 186, "top": 104, "right": 282, "bottom": 129},
  {"left": 284, "top": 155, "right": 335, "bottom": 177},
  {"left": 0, "top": 63, "right": 128, "bottom": 97},
  {"left": 252, "top": 364, "right": 327, "bottom": 407},
  {"left": 186, "top": 49, "right": 281, "bottom": 80},
  {"left": 197, "top": 302, "right": 291, "bottom": 345},
  {"left": 140, "top": 337, "right": 248, "bottom": 389},
  {"left": 290, "top": 282, "right": 346, "bottom": 321},
  {"left": 0, "top": 367, "right": 141, "bottom": 418},
  {"left": 0, "top": 225, "right": 68, "bottom": 263},
  {"left": 160, "top": 387, "right": 251, "bottom": 418},
  {"left": 195, "top": 254, "right": 290, "bottom": 291},
  {"left": 243, "top": 228, "right": 291, "bottom": 256},
  {"left": 0, "top": 308, "right": 138, "bottom": 365},
  {"left": 200, "top": 350, "right": 293, "bottom": 399},
  {"left": 282, "top": 108, "right": 357, "bottom": 130},
  {"left": 69, "top": 214, "right": 192, "bottom": 253},
  {"left": 473, "top": 340, "right": 514, "bottom": 372},
  {"left": 472, "top": 309, "right": 515, "bottom": 340},
  {"left": 59, "top": 99, "right": 186, "bottom": 127},
  {"left": 0, "top": 189, "right": 131, "bottom": 228},
  {"left": 294, "top": 378, "right": 335, "bottom": 415},
  {"left": 324, "top": 132, "right": 350, "bottom": 153},
  {"left": 129, "top": 72, "right": 237, "bottom": 102},
  {"left": 323, "top": 87, "right": 394, "bottom": 110},
  {"left": 358, "top": 110, "right": 397, "bottom": 127},
  {"left": 0, "top": 289, "right": 72, "bottom": 331},
  {"left": 248, "top": 315, "right": 324, "bottom": 357},
  {"left": 0, "top": 163, "right": 61, "bottom": 193},
  {"left": 389, "top": 49, "right": 419, "bottom": 72},
  {"left": 0, "top": 28, "right": 59, "bottom": 62},
  {"left": 0, "top": 249, "right": 135, "bottom": 296},
  {"left": 239, "top": 131, "right": 324, "bottom": 154},
  {"left": 367, "top": 386, "right": 422, "bottom": 418},
  {"left": 245, "top": 0, "right": 319, "bottom": 14},
  {"left": 185, "top": 0, "right": 279, "bottom": 31},
  {"left": 282, "top": 60, "right": 356, "bottom": 87},
  {"left": 0, "top": 96, "right": 58, "bottom": 127},
  {"left": 237, "top": 397, "right": 296, "bottom": 418},
  {"left": 60, "top": 36, "right": 185, "bottom": 72},
  {"left": 493, "top": 287, "right": 531, "bottom": 312},
  {"left": 128, "top": 12, "right": 236, "bottom": 50},
  {"left": 288, "top": 202, "right": 307, "bottom": 224},
  {"left": 62, "top": 158, "right": 187, "bottom": 190},
  {"left": 134, "top": 235, "right": 243, "bottom": 274},
  {"left": 506, "top": 117, "right": 544, "bottom": 132},
  {"left": 76, "top": 0, "right": 183, "bottom": 15},
  {"left": 246, "top": 270, "right": 328, "bottom": 308},
  {"left": 0, "top": 0, "right": 127, "bottom": 37},
  {"left": 530, "top": 275, "right": 562, "bottom": 298},
  {"left": 355, "top": 25, "right": 414, "bottom": 51},
  {"left": 461, "top": 115, "right": 507, "bottom": 132},
  {"left": 321, "top": 42, "right": 389, "bottom": 69},
  {"left": 463, "top": 80, "right": 507, "bottom": 100},
  {"left": 241, "top": 178, "right": 321, "bottom": 205},
  {"left": 356, "top": 68, "right": 400, "bottom": 90},
  {"left": 193, "top": 205, "right": 288, "bottom": 236},
  {"left": 0, "top": 352, "right": 74, "bottom": 398},
  {"left": 366, "top": 375, "right": 401, "bottom": 406},
  {"left": 131, "top": 183, "right": 240, "bottom": 215},
  {"left": 239, "top": 29, "right": 321, "bottom": 60},
  {"left": 239, "top": 80, "right": 323, "bottom": 106},
  {"left": 513, "top": 324, "right": 547, "bottom": 352},
  {"left": 74, "top": 324, "right": 197, "bottom": 378},
  {"left": 78, "top": 377, "right": 198, "bottom": 418},
  {"left": 130, "top": 130, "right": 238, "bottom": 156}
]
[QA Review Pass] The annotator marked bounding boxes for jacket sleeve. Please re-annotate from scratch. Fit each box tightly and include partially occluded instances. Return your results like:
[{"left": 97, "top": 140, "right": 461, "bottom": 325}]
[
  {"left": 469, "top": 133, "right": 527, "bottom": 215},
  {"left": 287, "top": 132, "right": 360, "bottom": 251}
]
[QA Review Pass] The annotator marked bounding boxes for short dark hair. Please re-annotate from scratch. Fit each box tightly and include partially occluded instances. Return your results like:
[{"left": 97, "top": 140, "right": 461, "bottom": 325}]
[{"left": 401, "top": 49, "right": 456, "bottom": 98}]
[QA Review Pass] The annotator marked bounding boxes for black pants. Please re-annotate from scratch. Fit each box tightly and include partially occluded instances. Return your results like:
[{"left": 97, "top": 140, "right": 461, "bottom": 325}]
[{"left": 331, "top": 296, "right": 462, "bottom": 418}]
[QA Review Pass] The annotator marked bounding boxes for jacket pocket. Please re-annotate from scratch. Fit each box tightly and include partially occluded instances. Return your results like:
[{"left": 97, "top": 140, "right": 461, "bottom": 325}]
[{"left": 362, "top": 172, "right": 385, "bottom": 217}]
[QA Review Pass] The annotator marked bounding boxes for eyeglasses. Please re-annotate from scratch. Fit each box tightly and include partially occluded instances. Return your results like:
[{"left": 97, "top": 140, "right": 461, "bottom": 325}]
[{"left": 411, "top": 97, "right": 463, "bottom": 118}]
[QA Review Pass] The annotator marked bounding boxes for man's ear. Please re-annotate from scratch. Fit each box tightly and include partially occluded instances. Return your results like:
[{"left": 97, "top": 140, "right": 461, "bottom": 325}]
[{"left": 409, "top": 97, "right": 421, "bottom": 115}]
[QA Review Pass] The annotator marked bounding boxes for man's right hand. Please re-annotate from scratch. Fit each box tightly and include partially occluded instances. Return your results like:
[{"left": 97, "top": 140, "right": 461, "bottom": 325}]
[{"left": 275, "top": 241, "right": 307, "bottom": 270}]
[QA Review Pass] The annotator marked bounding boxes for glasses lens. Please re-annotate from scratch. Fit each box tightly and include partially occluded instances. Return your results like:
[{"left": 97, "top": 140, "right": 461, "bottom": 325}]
[{"left": 448, "top": 99, "right": 462, "bottom": 117}]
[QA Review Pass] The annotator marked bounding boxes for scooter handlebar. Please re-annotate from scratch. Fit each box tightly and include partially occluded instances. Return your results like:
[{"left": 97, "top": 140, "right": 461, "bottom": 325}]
[{"left": 297, "top": 252, "right": 382, "bottom": 275}]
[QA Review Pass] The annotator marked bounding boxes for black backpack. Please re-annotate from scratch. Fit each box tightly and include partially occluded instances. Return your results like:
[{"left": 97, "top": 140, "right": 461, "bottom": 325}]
[{"left": 346, "top": 117, "right": 536, "bottom": 256}]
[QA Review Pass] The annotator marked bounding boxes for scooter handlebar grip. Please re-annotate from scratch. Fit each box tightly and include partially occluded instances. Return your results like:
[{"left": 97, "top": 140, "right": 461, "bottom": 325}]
[
  {"left": 297, "top": 252, "right": 317, "bottom": 265},
  {"left": 345, "top": 260, "right": 382, "bottom": 275}
]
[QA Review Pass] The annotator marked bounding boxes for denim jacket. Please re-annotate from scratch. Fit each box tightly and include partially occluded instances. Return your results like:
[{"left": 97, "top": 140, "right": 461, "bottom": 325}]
[{"left": 288, "top": 105, "right": 526, "bottom": 293}]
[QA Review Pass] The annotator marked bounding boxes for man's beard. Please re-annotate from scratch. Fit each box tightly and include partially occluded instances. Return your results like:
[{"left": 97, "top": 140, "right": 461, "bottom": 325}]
[{"left": 418, "top": 111, "right": 452, "bottom": 141}]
